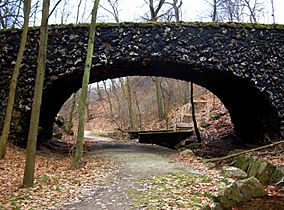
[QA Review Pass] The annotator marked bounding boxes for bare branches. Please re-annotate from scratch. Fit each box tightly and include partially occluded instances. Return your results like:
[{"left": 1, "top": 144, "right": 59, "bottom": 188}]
[
  {"left": 99, "top": 0, "right": 119, "bottom": 22},
  {"left": 48, "top": 0, "right": 63, "bottom": 21},
  {"left": 0, "top": 0, "right": 24, "bottom": 29},
  {"left": 205, "top": 0, "right": 265, "bottom": 23}
]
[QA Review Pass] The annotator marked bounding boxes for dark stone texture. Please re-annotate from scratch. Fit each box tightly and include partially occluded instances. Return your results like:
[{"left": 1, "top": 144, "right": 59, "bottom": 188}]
[{"left": 0, "top": 22, "right": 284, "bottom": 146}]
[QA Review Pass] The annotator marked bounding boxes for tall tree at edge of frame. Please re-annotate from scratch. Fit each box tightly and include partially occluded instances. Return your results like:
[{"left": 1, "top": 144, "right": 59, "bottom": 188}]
[
  {"left": 71, "top": 0, "right": 100, "bottom": 169},
  {"left": 0, "top": 0, "right": 32, "bottom": 159},
  {"left": 23, "top": 0, "right": 50, "bottom": 188}
]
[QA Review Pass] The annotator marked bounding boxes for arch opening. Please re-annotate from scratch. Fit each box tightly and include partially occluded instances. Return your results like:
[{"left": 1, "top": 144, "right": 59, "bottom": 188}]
[{"left": 38, "top": 61, "right": 280, "bottom": 146}]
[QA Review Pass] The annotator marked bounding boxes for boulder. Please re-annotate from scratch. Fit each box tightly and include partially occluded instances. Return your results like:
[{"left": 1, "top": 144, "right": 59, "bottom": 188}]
[
  {"left": 217, "top": 182, "right": 243, "bottom": 209},
  {"left": 237, "top": 177, "right": 266, "bottom": 202},
  {"left": 222, "top": 166, "right": 247, "bottom": 179},
  {"left": 180, "top": 149, "right": 194, "bottom": 155},
  {"left": 216, "top": 177, "right": 266, "bottom": 209}
]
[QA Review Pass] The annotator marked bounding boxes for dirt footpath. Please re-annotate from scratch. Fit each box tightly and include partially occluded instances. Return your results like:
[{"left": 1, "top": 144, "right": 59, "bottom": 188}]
[{"left": 60, "top": 141, "right": 204, "bottom": 210}]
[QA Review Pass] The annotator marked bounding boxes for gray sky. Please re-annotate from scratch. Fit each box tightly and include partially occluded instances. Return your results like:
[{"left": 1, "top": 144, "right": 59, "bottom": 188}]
[
  {"left": 111, "top": 0, "right": 284, "bottom": 23},
  {"left": 48, "top": 0, "right": 284, "bottom": 24}
]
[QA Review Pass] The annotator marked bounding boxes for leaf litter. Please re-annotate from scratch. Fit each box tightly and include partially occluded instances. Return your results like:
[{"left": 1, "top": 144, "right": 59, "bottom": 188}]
[{"left": 0, "top": 144, "right": 114, "bottom": 209}]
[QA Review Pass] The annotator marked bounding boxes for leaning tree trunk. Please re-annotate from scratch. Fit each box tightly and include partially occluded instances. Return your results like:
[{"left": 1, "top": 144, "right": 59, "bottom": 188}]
[
  {"left": 190, "top": 82, "right": 202, "bottom": 143},
  {"left": 71, "top": 0, "right": 100, "bottom": 169},
  {"left": 0, "top": 0, "right": 31, "bottom": 159},
  {"left": 23, "top": 0, "right": 50, "bottom": 188}
]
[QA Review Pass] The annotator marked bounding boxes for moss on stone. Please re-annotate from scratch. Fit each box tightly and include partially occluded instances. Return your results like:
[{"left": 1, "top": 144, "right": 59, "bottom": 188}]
[{"left": 1, "top": 21, "right": 284, "bottom": 34}]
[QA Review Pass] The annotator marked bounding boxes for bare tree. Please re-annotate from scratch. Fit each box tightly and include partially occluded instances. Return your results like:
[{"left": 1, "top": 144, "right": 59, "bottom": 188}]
[
  {"left": 206, "top": 0, "right": 264, "bottom": 23},
  {"left": 30, "top": 0, "right": 41, "bottom": 26},
  {"left": 0, "top": 0, "right": 31, "bottom": 159},
  {"left": 270, "top": 0, "right": 275, "bottom": 24},
  {"left": 76, "top": 0, "right": 83, "bottom": 23},
  {"left": 0, "top": 0, "right": 24, "bottom": 29},
  {"left": 100, "top": 0, "right": 138, "bottom": 130},
  {"left": 100, "top": 0, "right": 119, "bottom": 22},
  {"left": 190, "top": 82, "right": 202, "bottom": 142},
  {"left": 23, "top": 0, "right": 50, "bottom": 187},
  {"left": 243, "top": 0, "right": 264, "bottom": 23},
  {"left": 143, "top": 0, "right": 166, "bottom": 21},
  {"left": 163, "top": 0, "right": 183, "bottom": 21},
  {"left": 71, "top": 0, "right": 100, "bottom": 168}
]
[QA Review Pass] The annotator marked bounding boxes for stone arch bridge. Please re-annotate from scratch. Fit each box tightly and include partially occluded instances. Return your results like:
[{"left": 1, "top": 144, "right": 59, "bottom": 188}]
[{"left": 0, "top": 22, "right": 284, "bottom": 146}]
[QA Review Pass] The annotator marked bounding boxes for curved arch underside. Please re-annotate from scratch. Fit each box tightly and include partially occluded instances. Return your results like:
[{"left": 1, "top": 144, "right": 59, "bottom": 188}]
[
  {"left": 0, "top": 22, "right": 283, "bottom": 146},
  {"left": 40, "top": 62, "right": 279, "bottom": 144}
]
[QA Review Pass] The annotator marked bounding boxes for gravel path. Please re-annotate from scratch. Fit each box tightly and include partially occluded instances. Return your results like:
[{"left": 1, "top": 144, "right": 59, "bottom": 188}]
[{"left": 60, "top": 140, "right": 203, "bottom": 210}]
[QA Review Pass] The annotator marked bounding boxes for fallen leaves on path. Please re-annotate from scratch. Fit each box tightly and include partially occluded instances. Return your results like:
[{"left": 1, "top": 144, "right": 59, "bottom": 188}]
[
  {"left": 129, "top": 153, "right": 224, "bottom": 209},
  {"left": 0, "top": 144, "right": 113, "bottom": 209}
]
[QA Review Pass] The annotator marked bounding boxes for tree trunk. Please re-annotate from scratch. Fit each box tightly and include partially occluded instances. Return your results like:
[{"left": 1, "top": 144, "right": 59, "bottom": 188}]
[
  {"left": 271, "top": 0, "right": 275, "bottom": 24},
  {"left": 154, "top": 77, "right": 167, "bottom": 121},
  {"left": 23, "top": 0, "right": 50, "bottom": 188},
  {"left": 190, "top": 82, "right": 202, "bottom": 143},
  {"left": 71, "top": 0, "right": 100, "bottom": 168},
  {"left": 119, "top": 77, "right": 137, "bottom": 130},
  {"left": 180, "top": 81, "right": 190, "bottom": 105},
  {"left": 133, "top": 89, "right": 142, "bottom": 130},
  {"left": 86, "top": 85, "right": 91, "bottom": 121},
  {"left": 67, "top": 92, "right": 77, "bottom": 134},
  {"left": 0, "top": 0, "right": 31, "bottom": 159},
  {"left": 212, "top": 0, "right": 218, "bottom": 22},
  {"left": 103, "top": 80, "right": 114, "bottom": 118},
  {"left": 126, "top": 77, "right": 137, "bottom": 130},
  {"left": 110, "top": 79, "right": 122, "bottom": 121}
]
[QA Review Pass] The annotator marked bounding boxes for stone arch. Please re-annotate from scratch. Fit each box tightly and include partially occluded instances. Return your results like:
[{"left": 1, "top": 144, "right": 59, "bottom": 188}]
[
  {"left": 39, "top": 60, "right": 279, "bottom": 144},
  {"left": 1, "top": 23, "right": 283, "bottom": 146}
]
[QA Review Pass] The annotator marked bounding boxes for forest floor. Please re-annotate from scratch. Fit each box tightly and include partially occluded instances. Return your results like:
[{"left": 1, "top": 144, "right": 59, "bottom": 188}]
[
  {"left": 0, "top": 135, "right": 223, "bottom": 209},
  {"left": 1, "top": 133, "right": 284, "bottom": 209}
]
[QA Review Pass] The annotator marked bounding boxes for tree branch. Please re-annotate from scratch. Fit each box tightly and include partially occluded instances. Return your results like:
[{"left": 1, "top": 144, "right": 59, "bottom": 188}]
[{"left": 204, "top": 140, "right": 284, "bottom": 163}]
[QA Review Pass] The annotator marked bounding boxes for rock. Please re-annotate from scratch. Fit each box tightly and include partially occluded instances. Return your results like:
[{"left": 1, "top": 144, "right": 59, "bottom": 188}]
[
  {"left": 55, "top": 114, "right": 65, "bottom": 127},
  {"left": 276, "top": 177, "right": 284, "bottom": 187},
  {"left": 237, "top": 177, "right": 266, "bottom": 202},
  {"left": 185, "top": 142, "right": 202, "bottom": 149},
  {"left": 247, "top": 156, "right": 263, "bottom": 177},
  {"left": 53, "top": 132, "right": 63, "bottom": 139},
  {"left": 180, "top": 149, "right": 194, "bottom": 155},
  {"left": 232, "top": 155, "right": 283, "bottom": 185},
  {"left": 217, "top": 181, "right": 243, "bottom": 209},
  {"left": 222, "top": 166, "right": 247, "bottom": 179},
  {"left": 202, "top": 203, "right": 223, "bottom": 210},
  {"left": 232, "top": 154, "right": 251, "bottom": 171},
  {"left": 270, "top": 167, "right": 284, "bottom": 184},
  {"left": 255, "top": 161, "right": 276, "bottom": 184},
  {"left": 216, "top": 177, "right": 266, "bottom": 209},
  {"left": 200, "top": 121, "right": 211, "bottom": 128},
  {"left": 205, "top": 162, "right": 216, "bottom": 169}
]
